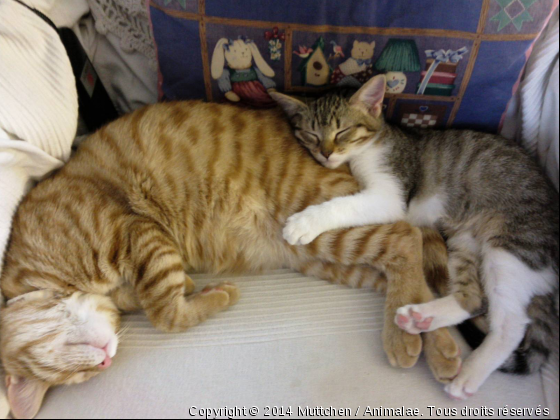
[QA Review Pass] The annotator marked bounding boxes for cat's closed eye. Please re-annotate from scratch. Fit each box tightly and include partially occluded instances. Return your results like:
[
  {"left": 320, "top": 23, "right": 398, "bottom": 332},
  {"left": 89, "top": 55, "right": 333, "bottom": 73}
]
[
  {"left": 298, "top": 130, "right": 320, "bottom": 145},
  {"left": 334, "top": 127, "right": 353, "bottom": 143}
]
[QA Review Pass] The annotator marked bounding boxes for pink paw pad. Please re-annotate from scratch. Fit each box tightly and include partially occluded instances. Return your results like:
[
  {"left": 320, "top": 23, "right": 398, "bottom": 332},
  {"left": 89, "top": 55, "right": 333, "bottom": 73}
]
[
  {"left": 411, "top": 311, "right": 423, "bottom": 321},
  {"left": 397, "top": 314, "right": 410, "bottom": 327},
  {"left": 415, "top": 317, "right": 434, "bottom": 331}
]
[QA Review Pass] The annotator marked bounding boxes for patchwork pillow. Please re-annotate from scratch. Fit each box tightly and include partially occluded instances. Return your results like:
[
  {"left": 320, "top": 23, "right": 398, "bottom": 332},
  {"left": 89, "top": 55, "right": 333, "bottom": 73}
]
[{"left": 148, "top": 0, "right": 557, "bottom": 133}]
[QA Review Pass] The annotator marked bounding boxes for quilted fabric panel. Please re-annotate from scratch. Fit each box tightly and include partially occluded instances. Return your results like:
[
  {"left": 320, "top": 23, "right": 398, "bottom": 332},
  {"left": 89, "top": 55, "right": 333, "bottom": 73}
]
[{"left": 149, "top": 0, "right": 557, "bottom": 132}]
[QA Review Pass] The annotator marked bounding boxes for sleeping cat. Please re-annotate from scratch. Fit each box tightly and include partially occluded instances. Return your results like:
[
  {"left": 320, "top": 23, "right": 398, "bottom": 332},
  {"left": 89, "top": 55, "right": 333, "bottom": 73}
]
[
  {"left": 271, "top": 75, "right": 559, "bottom": 400},
  {"left": 0, "top": 101, "right": 460, "bottom": 419}
]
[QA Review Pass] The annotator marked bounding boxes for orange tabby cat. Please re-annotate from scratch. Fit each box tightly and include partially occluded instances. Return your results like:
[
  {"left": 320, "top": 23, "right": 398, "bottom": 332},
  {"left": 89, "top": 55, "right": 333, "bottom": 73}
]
[{"left": 0, "top": 101, "right": 460, "bottom": 419}]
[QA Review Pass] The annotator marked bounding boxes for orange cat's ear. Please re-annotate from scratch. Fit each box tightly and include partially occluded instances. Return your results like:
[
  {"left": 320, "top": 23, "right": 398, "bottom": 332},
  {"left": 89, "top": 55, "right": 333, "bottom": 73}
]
[
  {"left": 350, "top": 75, "right": 386, "bottom": 118},
  {"left": 6, "top": 375, "right": 50, "bottom": 419},
  {"left": 270, "top": 92, "right": 308, "bottom": 120}
]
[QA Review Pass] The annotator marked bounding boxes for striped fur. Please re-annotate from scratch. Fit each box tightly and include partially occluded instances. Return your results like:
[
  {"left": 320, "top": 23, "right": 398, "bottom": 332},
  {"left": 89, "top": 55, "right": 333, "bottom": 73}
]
[
  {"left": 1, "top": 101, "right": 459, "bottom": 418},
  {"left": 273, "top": 76, "right": 559, "bottom": 400}
]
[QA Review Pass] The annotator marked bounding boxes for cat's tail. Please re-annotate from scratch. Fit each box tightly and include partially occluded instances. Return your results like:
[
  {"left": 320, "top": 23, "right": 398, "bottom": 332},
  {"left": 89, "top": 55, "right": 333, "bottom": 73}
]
[
  {"left": 419, "top": 227, "right": 450, "bottom": 296},
  {"left": 500, "top": 292, "right": 558, "bottom": 375},
  {"left": 423, "top": 226, "right": 559, "bottom": 376},
  {"left": 458, "top": 291, "right": 559, "bottom": 375}
]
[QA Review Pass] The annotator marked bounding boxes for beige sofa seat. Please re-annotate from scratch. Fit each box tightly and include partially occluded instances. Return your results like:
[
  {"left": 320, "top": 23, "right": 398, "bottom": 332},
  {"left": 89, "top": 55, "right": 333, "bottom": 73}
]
[{"left": 36, "top": 270, "right": 548, "bottom": 419}]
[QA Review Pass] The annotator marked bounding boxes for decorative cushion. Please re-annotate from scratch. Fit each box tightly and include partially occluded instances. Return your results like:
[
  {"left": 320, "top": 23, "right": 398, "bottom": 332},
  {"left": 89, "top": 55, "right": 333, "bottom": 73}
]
[{"left": 148, "top": 0, "right": 556, "bottom": 133}]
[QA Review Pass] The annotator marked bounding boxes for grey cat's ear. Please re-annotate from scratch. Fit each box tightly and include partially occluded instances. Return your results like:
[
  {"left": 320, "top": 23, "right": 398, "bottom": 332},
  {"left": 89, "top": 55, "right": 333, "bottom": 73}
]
[
  {"left": 350, "top": 75, "right": 386, "bottom": 118},
  {"left": 270, "top": 92, "right": 308, "bottom": 119},
  {"left": 6, "top": 375, "right": 50, "bottom": 420}
]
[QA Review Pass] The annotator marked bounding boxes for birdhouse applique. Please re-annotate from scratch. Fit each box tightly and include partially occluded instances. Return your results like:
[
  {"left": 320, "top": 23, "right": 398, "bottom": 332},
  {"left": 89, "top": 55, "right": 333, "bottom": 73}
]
[{"left": 296, "top": 37, "right": 332, "bottom": 87}]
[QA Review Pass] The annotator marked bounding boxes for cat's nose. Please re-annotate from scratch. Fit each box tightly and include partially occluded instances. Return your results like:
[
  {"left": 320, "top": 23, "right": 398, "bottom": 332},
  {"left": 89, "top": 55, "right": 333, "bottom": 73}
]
[
  {"left": 321, "top": 150, "right": 333, "bottom": 159},
  {"left": 98, "top": 345, "right": 113, "bottom": 370}
]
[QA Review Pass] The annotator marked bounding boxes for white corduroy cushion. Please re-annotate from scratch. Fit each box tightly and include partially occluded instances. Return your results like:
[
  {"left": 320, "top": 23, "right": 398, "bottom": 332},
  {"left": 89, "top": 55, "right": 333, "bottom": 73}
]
[{"left": 35, "top": 271, "right": 548, "bottom": 419}]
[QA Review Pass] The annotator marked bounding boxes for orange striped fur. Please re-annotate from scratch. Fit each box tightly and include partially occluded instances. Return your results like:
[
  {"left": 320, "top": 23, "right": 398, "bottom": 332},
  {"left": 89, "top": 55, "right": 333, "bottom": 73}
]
[{"left": 0, "top": 102, "right": 460, "bottom": 418}]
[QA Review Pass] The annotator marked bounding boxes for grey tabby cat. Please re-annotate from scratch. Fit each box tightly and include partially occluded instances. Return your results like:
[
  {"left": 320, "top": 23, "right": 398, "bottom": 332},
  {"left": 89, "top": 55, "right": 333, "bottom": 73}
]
[{"left": 270, "top": 75, "right": 559, "bottom": 400}]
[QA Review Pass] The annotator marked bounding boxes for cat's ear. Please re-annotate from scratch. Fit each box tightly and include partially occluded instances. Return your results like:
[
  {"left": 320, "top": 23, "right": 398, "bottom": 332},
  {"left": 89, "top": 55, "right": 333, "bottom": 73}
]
[
  {"left": 6, "top": 375, "right": 50, "bottom": 419},
  {"left": 350, "top": 75, "right": 386, "bottom": 118},
  {"left": 270, "top": 92, "right": 308, "bottom": 120}
]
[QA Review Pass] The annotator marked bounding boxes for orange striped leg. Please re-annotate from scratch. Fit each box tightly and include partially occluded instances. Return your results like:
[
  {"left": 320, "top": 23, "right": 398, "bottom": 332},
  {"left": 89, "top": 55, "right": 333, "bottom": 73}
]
[
  {"left": 298, "top": 261, "right": 387, "bottom": 293},
  {"left": 296, "top": 226, "right": 461, "bottom": 380},
  {"left": 298, "top": 258, "right": 460, "bottom": 380},
  {"left": 292, "top": 222, "right": 458, "bottom": 374},
  {"left": 418, "top": 228, "right": 463, "bottom": 383},
  {"left": 129, "top": 219, "right": 239, "bottom": 333}
]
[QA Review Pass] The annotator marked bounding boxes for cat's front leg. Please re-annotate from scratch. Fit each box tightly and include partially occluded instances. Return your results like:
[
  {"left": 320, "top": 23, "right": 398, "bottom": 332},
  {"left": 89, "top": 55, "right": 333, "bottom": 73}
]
[
  {"left": 283, "top": 190, "right": 406, "bottom": 246},
  {"left": 129, "top": 218, "right": 239, "bottom": 333},
  {"left": 283, "top": 203, "right": 337, "bottom": 246}
]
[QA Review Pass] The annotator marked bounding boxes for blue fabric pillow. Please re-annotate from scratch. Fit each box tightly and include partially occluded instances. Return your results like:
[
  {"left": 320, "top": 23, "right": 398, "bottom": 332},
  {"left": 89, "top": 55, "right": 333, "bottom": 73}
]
[{"left": 149, "top": 0, "right": 556, "bottom": 133}]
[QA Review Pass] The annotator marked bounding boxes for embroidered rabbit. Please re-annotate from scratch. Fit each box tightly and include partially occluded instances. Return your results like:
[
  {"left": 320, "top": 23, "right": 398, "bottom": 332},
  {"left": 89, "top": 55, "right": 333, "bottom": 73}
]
[{"left": 211, "top": 37, "right": 277, "bottom": 107}]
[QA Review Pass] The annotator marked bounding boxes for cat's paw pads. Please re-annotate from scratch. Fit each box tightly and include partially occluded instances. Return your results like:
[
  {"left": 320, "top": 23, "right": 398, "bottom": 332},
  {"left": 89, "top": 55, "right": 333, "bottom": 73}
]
[
  {"left": 283, "top": 209, "right": 325, "bottom": 246},
  {"left": 424, "top": 329, "right": 462, "bottom": 384},
  {"left": 383, "top": 323, "right": 422, "bottom": 369},
  {"left": 199, "top": 285, "right": 231, "bottom": 309},
  {"left": 395, "top": 305, "right": 434, "bottom": 334},
  {"left": 444, "top": 369, "right": 480, "bottom": 400},
  {"left": 217, "top": 282, "right": 240, "bottom": 306},
  {"left": 202, "top": 282, "right": 240, "bottom": 307}
]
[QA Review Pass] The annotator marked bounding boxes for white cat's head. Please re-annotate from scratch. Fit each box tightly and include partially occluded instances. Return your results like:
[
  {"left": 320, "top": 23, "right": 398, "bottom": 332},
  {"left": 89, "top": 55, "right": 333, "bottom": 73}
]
[
  {"left": 1, "top": 291, "right": 120, "bottom": 419},
  {"left": 351, "top": 40, "right": 376, "bottom": 60}
]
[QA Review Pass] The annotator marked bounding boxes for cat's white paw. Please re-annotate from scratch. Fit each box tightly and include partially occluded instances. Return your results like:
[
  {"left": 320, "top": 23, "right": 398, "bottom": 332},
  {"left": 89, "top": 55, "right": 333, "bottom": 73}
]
[
  {"left": 395, "top": 305, "right": 434, "bottom": 334},
  {"left": 283, "top": 207, "right": 328, "bottom": 246},
  {"left": 444, "top": 365, "right": 482, "bottom": 401}
]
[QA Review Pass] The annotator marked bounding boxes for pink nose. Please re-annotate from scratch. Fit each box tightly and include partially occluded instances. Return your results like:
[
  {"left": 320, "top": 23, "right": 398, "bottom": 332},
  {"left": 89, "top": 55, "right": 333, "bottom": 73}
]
[
  {"left": 99, "top": 354, "right": 112, "bottom": 370},
  {"left": 98, "top": 345, "right": 112, "bottom": 370}
]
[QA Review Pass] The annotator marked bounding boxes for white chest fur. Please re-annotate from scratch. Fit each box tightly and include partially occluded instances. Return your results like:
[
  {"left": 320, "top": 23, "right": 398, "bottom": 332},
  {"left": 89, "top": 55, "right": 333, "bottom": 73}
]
[
  {"left": 348, "top": 144, "right": 407, "bottom": 222},
  {"left": 407, "top": 194, "right": 447, "bottom": 228},
  {"left": 350, "top": 143, "right": 392, "bottom": 187}
]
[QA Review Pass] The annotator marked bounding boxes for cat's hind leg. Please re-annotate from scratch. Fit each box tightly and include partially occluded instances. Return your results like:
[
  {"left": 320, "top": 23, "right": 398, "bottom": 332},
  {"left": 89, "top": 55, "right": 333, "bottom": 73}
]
[
  {"left": 291, "top": 225, "right": 461, "bottom": 381},
  {"left": 129, "top": 218, "right": 239, "bottom": 333},
  {"left": 292, "top": 223, "right": 430, "bottom": 369},
  {"left": 299, "top": 260, "right": 461, "bottom": 382},
  {"left": 396, "top": 232, "right": 486, "bottom": 333},
  {"left": 445, "top": 249, "right": 554, "bottom": 399},
  {"left": 297, "top": 260, "right": 387, "bottom": 292}
]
